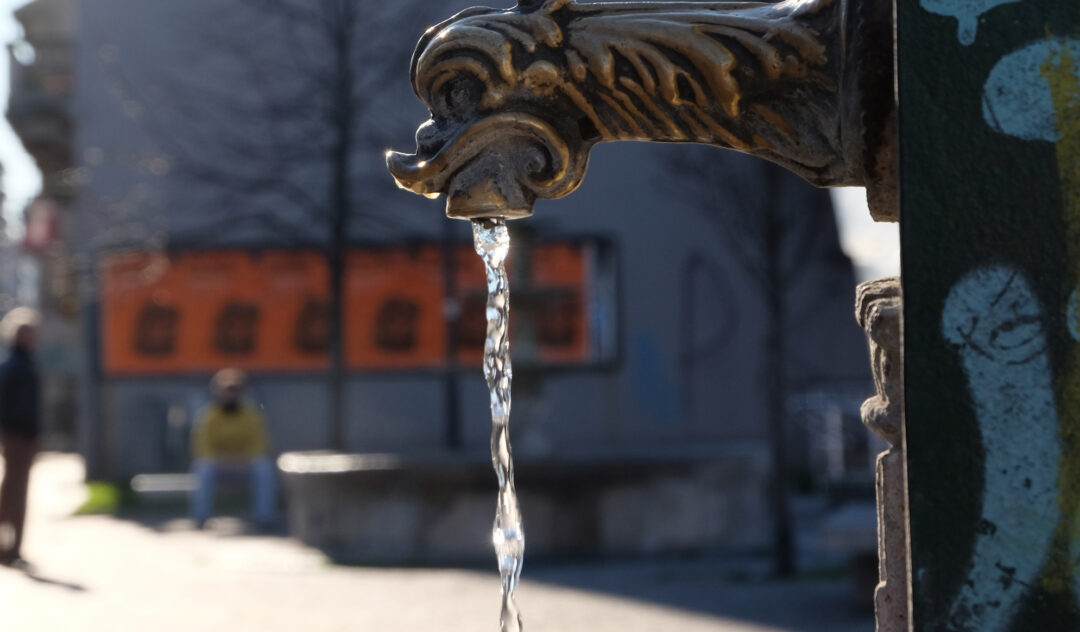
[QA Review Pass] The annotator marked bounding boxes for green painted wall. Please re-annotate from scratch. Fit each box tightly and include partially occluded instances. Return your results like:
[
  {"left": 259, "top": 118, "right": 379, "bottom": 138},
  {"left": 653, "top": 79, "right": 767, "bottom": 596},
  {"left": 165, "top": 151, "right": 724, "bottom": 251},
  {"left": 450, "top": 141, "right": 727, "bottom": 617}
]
[{"left": 900, "top": 0, "right": 1080, "bottom": 628}]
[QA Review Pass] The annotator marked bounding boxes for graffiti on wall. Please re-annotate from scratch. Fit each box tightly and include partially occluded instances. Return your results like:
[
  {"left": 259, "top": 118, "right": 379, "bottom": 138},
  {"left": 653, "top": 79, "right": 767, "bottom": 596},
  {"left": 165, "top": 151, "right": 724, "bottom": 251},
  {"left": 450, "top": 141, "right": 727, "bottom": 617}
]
[
  {"left": 941, "top": 266, "right": 1062, "bottom": 630},
  {"left": 920, "top": 0, "right": 1022, "bottom": 45},
  {"left": 917, "top": 18, "right": 1080, "bottom": 630},
  {"left": 983, "top": 38, "right": 1080, "bottom": 142}
]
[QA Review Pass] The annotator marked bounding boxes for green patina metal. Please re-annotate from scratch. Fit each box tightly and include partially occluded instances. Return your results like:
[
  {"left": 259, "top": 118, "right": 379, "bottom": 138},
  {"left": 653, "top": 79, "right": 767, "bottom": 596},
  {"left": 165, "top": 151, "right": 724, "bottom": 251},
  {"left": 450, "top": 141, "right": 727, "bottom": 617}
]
[{"left": 902, "top": 0, "right": 1080, "bottom": 628}]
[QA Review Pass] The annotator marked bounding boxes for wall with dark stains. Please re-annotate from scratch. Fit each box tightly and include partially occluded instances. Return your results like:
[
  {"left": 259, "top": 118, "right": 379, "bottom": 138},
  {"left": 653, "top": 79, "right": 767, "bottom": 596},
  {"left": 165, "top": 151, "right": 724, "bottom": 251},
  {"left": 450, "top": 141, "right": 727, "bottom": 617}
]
[{"left": 900, "top": 0, "right": 1080, "bottom": 628}]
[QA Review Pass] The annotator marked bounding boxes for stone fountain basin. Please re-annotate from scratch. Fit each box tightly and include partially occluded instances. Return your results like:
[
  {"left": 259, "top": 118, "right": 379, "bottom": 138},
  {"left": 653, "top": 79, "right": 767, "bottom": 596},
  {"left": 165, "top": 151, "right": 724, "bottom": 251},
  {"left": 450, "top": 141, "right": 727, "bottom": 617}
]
[{"left": 277, "top": 447, "right": 768, "bottom": 565}]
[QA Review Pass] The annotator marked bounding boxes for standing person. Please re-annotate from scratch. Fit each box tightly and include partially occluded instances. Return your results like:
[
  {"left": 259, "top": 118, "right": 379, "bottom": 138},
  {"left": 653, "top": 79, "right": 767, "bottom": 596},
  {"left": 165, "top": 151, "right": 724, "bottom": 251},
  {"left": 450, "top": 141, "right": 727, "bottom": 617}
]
[
  {"left": 0, "top": 308, "right": 40, "bottom": 567},
  {"left": 190, "top": 369, "right": 276, "bottom": 529}
]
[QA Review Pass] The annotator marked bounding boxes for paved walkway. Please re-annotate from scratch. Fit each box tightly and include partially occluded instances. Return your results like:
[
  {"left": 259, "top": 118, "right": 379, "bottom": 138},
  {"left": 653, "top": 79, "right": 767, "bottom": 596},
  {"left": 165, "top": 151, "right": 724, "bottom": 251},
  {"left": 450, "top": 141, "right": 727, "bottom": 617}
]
[{"left": 0, "top": 454, "right": 872, "bottom": 632}]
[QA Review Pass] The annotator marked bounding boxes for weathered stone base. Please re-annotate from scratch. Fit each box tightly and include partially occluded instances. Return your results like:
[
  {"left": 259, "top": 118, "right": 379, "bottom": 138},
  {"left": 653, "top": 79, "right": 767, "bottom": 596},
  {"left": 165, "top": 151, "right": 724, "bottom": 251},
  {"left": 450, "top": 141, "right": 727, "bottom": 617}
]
[
  {"left": 855, "top": 276, "right": 910, "bottom": 632},
  {"left": 278, "top": 448, "right": 769, "bottom": 564},
  {"left": 874, "top": 446, "right": 908, "bottom": 632}
]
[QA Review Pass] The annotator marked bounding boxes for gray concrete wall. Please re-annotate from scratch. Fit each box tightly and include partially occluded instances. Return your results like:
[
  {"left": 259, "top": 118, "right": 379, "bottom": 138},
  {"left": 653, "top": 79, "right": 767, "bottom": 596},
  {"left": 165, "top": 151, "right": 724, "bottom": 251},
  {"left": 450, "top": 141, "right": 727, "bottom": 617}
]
[
  {"left": 103, "top": 373, "right": 452, "bottom": 479},
  {"left": 344, "top": 375, "right": 447, "bottom": 453}
]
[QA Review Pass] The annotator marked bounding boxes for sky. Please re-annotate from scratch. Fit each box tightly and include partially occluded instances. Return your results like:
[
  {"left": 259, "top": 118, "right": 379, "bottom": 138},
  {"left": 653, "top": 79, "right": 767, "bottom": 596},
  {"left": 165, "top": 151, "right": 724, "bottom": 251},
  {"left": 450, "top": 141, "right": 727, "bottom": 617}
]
[
  {"left": 0, "top": 0, "right": 899, "bottom": 280},
  {"left": 831, "top": 187, "right": 901, "bottom": 283}
]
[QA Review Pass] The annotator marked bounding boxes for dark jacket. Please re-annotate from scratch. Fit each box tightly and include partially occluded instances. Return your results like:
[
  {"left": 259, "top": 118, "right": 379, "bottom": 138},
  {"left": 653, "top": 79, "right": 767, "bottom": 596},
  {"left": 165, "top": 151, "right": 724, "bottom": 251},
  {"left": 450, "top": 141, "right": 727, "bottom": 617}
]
[{"left": 0, "top": 347, "right": 39, "bottom": 439}]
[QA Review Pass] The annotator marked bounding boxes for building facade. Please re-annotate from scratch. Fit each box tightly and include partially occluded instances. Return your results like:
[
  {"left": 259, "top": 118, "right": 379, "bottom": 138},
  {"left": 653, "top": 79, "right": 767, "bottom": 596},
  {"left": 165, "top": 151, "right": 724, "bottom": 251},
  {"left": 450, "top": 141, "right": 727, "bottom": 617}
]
[
  {"left": 11, "top": 0, "right": 874, "bottom": 551},
  {"left": 7, "top": 0, "right": 80, "bottom": 449}
]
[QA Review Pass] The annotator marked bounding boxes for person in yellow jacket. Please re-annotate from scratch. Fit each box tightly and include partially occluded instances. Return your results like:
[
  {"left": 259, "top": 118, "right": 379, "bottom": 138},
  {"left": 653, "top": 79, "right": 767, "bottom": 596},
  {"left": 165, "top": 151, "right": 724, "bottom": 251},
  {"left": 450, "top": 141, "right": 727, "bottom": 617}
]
[{"left": 190, "top": 369, "right": 275, "bottom": 529}]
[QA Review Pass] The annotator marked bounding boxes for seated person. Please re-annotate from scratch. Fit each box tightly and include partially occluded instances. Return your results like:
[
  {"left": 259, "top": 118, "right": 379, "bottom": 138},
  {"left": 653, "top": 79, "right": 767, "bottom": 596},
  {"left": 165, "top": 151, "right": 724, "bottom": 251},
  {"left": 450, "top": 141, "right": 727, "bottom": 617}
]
[{"left": 190, "top": 369, "right": 275, "bottom": 529}]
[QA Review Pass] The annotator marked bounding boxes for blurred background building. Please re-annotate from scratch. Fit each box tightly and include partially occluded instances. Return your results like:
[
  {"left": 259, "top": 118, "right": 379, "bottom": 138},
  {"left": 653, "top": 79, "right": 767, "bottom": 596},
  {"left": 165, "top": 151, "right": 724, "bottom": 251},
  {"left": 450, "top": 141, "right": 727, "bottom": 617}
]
[
  {"left": 4, "top": 0, "right": 879, "bottom": 564},
  {"left": 6, "top": 0, "right": 78, "bottom": 451}
]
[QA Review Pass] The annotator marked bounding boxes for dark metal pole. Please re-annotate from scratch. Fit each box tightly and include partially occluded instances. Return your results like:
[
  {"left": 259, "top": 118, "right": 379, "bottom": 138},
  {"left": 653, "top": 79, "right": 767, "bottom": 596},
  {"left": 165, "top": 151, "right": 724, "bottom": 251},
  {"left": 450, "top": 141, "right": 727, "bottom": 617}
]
[
  {"left": 327, "top": 3, "right": 354, "bottom": 451},
  {"left": 764, "top": 164, "right": 795, "bottom": 578}
]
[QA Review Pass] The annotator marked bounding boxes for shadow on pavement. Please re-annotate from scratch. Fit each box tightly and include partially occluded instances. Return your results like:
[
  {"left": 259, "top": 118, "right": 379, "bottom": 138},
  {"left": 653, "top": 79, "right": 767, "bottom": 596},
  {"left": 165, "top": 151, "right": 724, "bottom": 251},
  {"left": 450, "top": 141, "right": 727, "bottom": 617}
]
[
  {"left": 83, "top": 481, "right": 287, "bottom": 538},
  {"left": 7, "top": 564, "right": 88, "bottom": 592},
  {"left": 524, "top": 558, "right": 874, "bottom": 632},
  {"left": 110, "top": 508, "right": 288, "bottom": 539}
]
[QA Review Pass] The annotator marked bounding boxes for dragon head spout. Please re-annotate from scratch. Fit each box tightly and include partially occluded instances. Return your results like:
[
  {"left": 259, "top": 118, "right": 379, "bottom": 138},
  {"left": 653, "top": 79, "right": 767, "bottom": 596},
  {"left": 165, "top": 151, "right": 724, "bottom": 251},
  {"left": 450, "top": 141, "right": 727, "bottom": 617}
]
[{"left": 386, "top": 0, "right": 591, "bottom": 219}]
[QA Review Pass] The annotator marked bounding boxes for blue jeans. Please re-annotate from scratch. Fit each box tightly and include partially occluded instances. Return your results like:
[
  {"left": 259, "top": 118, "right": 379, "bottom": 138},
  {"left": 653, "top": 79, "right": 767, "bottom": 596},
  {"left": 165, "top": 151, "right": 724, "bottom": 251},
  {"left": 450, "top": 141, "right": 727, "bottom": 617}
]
[{"left": 190, "top": 457, "right": 276, "bottom": 525}]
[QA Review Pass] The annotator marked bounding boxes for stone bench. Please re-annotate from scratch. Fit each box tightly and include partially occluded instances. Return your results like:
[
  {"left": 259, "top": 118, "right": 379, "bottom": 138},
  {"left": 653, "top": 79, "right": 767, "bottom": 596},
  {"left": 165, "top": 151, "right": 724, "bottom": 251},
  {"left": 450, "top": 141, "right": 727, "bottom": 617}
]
[
  {"left": 129, "top": 471, "right": 260, "bottom": 509},
  {"left": 130, "top": 473, "right": 196, "bottom": 497},
  {"left": 818, "top": 501, "right": 878, "bottom": 610},
  {"left": 277, "top": 446, "right": 769, "bottom": 564}
]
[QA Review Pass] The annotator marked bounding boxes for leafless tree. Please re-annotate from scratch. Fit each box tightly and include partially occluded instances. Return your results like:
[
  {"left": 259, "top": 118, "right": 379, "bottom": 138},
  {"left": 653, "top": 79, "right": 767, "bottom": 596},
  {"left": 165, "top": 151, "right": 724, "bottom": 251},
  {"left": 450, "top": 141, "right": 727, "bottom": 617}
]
[
  {"left": 663, "top": 146, "right": 841, "bottom": 577},
  {"left": 92, "top": 0, "right": 444, "bottom": 448}
]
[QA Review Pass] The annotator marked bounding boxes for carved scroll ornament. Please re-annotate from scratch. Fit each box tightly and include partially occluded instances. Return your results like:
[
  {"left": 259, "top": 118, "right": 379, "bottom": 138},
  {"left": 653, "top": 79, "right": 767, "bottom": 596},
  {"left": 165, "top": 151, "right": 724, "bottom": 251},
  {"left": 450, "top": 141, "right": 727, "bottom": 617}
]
[{"left": 387, "top": 0, "right": 896, "bottom": 220}]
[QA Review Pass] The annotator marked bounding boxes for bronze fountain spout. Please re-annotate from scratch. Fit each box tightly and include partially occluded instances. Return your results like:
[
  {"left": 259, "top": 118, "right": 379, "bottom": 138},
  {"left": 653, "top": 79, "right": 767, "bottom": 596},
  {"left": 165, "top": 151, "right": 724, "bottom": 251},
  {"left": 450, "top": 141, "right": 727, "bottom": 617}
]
[{"left": 386, "top": 0, "right": 896, "bottom": 220}]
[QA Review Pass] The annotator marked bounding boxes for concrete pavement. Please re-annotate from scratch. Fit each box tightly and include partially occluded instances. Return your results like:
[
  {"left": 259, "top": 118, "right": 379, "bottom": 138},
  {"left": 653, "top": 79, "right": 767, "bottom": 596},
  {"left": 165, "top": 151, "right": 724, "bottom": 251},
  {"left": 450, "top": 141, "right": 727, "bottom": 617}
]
[{"left": 0, "top": 454, "right": 872, "bottom": 632}]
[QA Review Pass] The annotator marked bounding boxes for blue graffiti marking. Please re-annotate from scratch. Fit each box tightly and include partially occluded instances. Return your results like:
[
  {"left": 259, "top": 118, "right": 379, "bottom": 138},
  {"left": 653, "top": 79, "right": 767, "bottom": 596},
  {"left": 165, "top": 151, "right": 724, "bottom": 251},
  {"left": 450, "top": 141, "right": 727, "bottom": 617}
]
[
  {"left": 629, "top": 331, "right": 680, "bottom": 426},
  {"left": 941, "top": 265, "right": 1062, "bottom": 632},
  {"left": 983, "top": 38, "right": 1080, "bottom": 142},
  {"left": 920, "top": 0, "right": 1021, "bottom": 45}
]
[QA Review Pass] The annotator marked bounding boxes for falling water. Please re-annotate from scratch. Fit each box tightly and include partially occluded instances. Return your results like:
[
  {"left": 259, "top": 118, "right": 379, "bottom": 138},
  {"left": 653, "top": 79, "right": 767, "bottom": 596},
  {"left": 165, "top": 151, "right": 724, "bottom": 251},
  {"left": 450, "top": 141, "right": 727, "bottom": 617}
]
[{"left": 472, "top": 218, "right": 524, "bottom": 632}]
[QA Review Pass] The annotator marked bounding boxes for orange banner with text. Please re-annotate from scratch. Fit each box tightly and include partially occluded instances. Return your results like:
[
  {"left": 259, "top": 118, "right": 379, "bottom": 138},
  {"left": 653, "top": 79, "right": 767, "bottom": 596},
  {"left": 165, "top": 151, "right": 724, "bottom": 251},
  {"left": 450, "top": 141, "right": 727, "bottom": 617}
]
[
  {"left": 101, "top": 245, "right": 590, "bottom": 375},
  {"left": 344, "top": 246, "right": 447, "bottom": 370},
  {"left": 102, "top": 250, "right": 330, "bottom": 374}
]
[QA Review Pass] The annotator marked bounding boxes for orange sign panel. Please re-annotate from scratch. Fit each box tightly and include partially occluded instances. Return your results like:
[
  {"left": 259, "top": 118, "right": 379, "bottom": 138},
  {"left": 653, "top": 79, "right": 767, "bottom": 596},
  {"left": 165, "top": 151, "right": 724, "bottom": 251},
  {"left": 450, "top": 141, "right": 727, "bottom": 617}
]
[
  {"left": 531, "top": 242, "right": 588, "bottom": 364},
  {"left": 101, "top": 242, "right": 595, "bottom": 376},
  {"left": 345, "top": 246, "right": 447, "bottom": 370},
  {"left": 453, "top": 242, "right": 589, "bottom": 366},
  {"left": 102, "top": 251, "right": 329, "bottom": 374}
]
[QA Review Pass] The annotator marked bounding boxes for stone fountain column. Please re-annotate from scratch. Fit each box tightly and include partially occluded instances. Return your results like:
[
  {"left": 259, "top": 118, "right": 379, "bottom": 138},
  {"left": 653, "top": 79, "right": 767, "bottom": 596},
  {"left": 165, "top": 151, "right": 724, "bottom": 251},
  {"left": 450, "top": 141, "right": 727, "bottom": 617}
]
[{"left": 856, "top": 278, "right": 907, "bottom": 632}]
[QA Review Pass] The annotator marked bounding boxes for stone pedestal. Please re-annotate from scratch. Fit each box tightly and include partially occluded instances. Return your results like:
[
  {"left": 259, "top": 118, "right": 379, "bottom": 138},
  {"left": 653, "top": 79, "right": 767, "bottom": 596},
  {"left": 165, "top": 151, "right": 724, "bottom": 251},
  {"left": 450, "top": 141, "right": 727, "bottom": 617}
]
[
  {"left": 277, "top": 447, "right": 770, "bottom": 564},
  {"left": 856, "top": 277, "right": 908, "bottom": 632},
  {"left": 874, "top": 447, "right": 908, "bottom": 632}
]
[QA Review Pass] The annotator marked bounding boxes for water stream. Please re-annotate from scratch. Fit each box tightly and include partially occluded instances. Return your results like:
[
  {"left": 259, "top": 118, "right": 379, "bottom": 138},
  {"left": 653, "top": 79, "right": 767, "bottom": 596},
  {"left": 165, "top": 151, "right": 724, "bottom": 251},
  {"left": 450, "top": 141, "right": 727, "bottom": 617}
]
[{"left": 472, "top": 218, "right": 525, "bottom": 632}]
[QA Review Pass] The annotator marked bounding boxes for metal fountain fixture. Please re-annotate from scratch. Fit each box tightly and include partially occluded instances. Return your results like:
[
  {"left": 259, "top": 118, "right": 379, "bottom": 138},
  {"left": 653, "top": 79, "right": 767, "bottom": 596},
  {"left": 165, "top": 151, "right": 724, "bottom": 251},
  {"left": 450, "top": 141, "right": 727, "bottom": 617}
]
[
  {"left": 386, "top": 0, "right": 897, "bottom": 221},
  {"left": 386, "top": 0, "right": 903, "bottom": 627}
]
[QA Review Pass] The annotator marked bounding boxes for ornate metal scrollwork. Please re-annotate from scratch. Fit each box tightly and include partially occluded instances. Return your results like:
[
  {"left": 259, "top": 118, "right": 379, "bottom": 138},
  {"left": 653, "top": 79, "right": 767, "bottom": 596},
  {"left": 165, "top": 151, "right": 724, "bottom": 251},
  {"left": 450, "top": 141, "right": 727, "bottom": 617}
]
[{"left": 387, "top": 0, "right": 896, "bottom": 220}]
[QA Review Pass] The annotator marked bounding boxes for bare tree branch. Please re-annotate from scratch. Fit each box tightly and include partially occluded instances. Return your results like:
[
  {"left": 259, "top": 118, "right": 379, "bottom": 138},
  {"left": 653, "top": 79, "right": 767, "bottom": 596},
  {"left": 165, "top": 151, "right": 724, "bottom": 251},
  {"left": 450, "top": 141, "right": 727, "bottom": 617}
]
[{"left": 238, "top": 0, "right": 334, "bottom": 32}]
